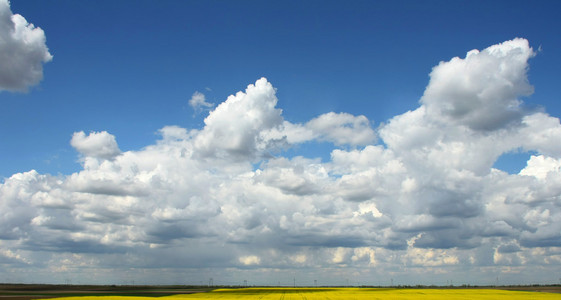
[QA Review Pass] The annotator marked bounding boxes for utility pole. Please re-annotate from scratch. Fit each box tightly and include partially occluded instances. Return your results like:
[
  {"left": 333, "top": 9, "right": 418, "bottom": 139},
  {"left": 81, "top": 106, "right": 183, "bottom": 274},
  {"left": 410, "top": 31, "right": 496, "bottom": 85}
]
[
  {"left": 293, "top": 277, "right": 296, "bottom": 287},
  {"left": 314, "top": 279, "right": 317, "bottom": 287}
]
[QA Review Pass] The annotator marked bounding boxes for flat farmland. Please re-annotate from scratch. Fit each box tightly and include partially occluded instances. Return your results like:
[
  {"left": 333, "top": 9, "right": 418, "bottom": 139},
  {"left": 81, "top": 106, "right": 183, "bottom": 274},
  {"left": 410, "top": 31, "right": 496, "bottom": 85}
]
[
  {"left": 168, "top": 288, "right": 561, "bottom": 299},
  {"left": 172, "top": 288, "right": 561, "bottom": 299},
  {"left": 4, "top": 287, "right": 560, "bottom": 300}
]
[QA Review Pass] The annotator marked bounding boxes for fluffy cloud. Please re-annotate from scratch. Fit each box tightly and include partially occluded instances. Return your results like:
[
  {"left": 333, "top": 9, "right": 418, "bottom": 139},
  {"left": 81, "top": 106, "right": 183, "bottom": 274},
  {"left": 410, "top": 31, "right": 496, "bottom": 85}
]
[
  {"left": 2, "top": 38, "right": 561, "bottom": 284},
  {"left": 193, "top": 78, "right": 284, "bottom": 161},
  {"left": 0, "top": 0, "right": 52, "bottom": 92},
  {"left": 305, "top": 112, "right": 375, "bottom": 146},
  {"left": 421, "top": 38, "right": 534, "bottom": 131},
  {"left": 70, "top": 131, "right": 121, "bottom": 160},
  {"left": 519, "top": 155, "right": 561, "bottom": 179},
  {"left": 263, "top": 112, "right": 376, "bottom": 147}
]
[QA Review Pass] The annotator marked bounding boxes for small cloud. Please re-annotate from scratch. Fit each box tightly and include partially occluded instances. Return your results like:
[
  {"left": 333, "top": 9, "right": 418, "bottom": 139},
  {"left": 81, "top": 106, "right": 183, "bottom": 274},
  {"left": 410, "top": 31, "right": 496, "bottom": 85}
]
[
  {"left": 239, "top": 255, "right": 261, "bottom": 265},
  {"left": 290, "top": 254, "right": 307, "bottom": 264},
  {"left": 331, "top": 247, "right": 349, "bottom": 264},
  {"left": 70, "top": 131, "right": 121, "bottom": 160},
  {"left": 189, "top": 91, "right": 214, "bottom": 111}
]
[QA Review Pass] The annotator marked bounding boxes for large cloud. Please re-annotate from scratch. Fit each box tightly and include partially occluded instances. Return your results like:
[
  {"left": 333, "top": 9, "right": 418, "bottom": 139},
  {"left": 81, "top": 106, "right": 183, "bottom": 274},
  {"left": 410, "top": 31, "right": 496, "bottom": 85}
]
[
  {"left": 0, "top": 0, "right": 52, "bottom": 92},
  {"left": 421, "top": 38, "right": 534, "bottom": 131},
  {"left": 1, "top": 39, "right": 561, "bottom": 284},
  {"left": 193, "top": 78, "right": 284, "bottom": 161}
]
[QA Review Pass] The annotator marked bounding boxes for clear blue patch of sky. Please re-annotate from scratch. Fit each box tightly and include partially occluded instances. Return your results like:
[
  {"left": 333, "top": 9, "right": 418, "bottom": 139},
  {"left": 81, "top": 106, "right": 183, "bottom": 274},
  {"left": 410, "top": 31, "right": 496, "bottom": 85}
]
[{"left": 493, "top": 150, "right": 538, "bottom": 175}]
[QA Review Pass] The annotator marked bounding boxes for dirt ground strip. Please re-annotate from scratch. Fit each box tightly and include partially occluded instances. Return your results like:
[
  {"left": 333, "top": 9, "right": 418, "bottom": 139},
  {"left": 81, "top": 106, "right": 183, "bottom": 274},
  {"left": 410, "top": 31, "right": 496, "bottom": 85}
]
[
  {"left": 0, "top": 285, "right": 209, "bottom": 300},
  {"left": 498, "top": 286, "right": 561, "bottom": 294}
]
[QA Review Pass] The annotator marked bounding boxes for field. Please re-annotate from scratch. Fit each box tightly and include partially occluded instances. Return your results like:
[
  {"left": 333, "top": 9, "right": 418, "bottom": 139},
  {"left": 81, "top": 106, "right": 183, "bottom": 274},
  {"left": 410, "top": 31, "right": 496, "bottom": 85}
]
[
  {"left": 3, "top": 286, "right": 560, "bottom": 300},
  {"left": 167, "top": 288, "right": 561, "bottom": 299}
]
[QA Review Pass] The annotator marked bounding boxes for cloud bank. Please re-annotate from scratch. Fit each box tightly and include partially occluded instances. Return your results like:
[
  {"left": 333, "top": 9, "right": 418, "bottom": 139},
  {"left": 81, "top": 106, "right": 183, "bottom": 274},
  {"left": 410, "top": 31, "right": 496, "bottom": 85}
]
[
  {"left": 0, "top": 0, "right": 52, "bottom": 92},
  {"left": 2, "top": 38, "right": 561, "bottom": 285}
]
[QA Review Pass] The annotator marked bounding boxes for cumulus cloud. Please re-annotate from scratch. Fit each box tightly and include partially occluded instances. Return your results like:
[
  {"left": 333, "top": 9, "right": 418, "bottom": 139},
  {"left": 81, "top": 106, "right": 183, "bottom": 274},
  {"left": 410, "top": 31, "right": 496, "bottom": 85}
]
[
  {"left": 263, "top": 112, "right": 376, "bottom": 147},
  {"left": 70, "top": 131, "right": 121, "bottom": 160},
  {"left": 2, "top": 38, "right": 561, "bottom": 284},
  {"left": 193, "top": 78, "right": 284, "bottom": 161},
  {"left": 421, "top": 38, "right": 534, "bottom": 131},
  {"left": 519, "top": 155, "right": 561, "bottom": 179},
  {"left": 0, "top": 0, "right": 52, "bottom": 92},
  {"left": 305, "top": 112, "right": 376, "bottom": 146}
]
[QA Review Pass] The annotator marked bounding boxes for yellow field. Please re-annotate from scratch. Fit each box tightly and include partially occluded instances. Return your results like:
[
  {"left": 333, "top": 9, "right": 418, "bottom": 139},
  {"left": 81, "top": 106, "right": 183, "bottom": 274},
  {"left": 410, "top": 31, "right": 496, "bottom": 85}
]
[{"left": 49, "top": 287, "right": 561, "bottom": 300}]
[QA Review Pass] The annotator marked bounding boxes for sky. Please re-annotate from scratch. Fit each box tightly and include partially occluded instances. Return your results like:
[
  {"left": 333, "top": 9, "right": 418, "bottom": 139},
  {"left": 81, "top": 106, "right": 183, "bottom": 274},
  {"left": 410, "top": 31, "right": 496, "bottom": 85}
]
[{"left": 1, "top": 0, "right": 561, "bottom": 286}]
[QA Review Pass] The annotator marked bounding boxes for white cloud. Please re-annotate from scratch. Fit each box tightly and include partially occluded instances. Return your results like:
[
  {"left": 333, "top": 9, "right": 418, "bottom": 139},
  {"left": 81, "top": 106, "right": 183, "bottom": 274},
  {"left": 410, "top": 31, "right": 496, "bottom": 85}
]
[
  {"left": 421, "top": 38, "right": 534, "bottom": 131},
  {"left": 331, "top": 247, "right": 350, "bottom": 264},
  {"left": 355, "top": 202, "right": 383, "bottom": 218},
  {"left": 351, "top": 247, "right": 376, "bottom": 265},
  {"left": 306, "top": 112, "right": 376, "bottom": 146},
  {"left": 519, "top": 155, "right": 561, "bottom": 179},
  {"left": 404, "top": 245, "right": 459, "bottom": 267},
  {"left": 2, "top": 38, "right": 561, "bottom": 284},
  {"left": 0, "top": 248, "right": 30, "bottom": 265},
  {"left": 157, "top": 125, "right": 192, "bottom": 142},
  {"left": 0, "top": 0, "right": 52, "bottom": 92},
  {"left": 193, "top": 78, "right": 284, "bottom": 161},
  {"left": 263, "top": 112, "right": 376, "bottom": 147},
  {"left": 70, "top": 131, "right": 121, "bottom": 160},
  {"left": 519, "top": 113, "right": 561, "bottom": 157},
  {"left": 255, "top": 156, "right": 328, "bottom": 196},
  {"left": 188, "top": 91, "right": 214, "bottom": 111},
  {"left": 239, "top": 255, "right": 261, "bottom": 265}
]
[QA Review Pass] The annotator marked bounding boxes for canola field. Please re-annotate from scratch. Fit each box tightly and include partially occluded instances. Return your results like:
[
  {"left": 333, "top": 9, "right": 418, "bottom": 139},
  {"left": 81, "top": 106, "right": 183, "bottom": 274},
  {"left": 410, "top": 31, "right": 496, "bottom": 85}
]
[{"left": 49, "top": 287, "right": 561, "bottom": 300}]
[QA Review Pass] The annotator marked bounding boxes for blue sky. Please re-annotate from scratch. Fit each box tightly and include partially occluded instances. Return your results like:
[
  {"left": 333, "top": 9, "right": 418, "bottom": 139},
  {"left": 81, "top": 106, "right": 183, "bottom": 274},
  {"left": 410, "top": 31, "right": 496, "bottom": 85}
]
[
  {"left": 2, "top": 0, "right": 561, "bottom": 286},
  {"left": 3, "top": 0, "right": 561, "bottom": 177}
]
